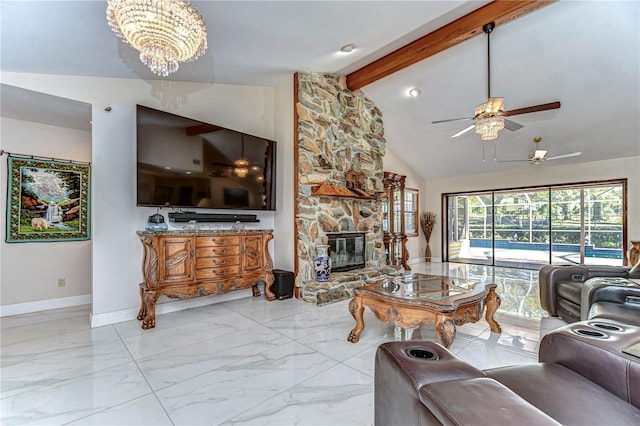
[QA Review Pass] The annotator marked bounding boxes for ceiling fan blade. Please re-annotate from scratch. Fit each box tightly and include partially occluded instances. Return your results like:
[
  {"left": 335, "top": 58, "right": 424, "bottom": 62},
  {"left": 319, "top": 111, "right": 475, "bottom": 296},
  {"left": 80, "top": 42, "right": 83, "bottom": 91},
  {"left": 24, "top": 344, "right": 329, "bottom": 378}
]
[
  {"left": 451, "top": 124, "right": 475, "bottom": 138},
  {"left": 503, "top": 119, "right": 524, "bottom": 131},
  {"left": 432, "top": 117, "right": 474, "bottom": 124},
  {"left": 504, "top": 101, "right": 561, "bottom": 117},
  {"left": 546, "top": 151, "right": 582, "bottom": 161}
]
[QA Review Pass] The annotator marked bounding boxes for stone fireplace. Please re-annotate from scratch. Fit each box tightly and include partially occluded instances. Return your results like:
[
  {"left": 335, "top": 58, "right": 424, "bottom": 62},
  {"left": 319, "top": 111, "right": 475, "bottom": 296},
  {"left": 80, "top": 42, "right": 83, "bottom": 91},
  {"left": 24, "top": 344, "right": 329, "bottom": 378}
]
[
  {"left": 295, "top": 72, "right": 401, "bottom": 305},
  {"left": 327, "top": 232, "right": 366, "bottom": 272}
]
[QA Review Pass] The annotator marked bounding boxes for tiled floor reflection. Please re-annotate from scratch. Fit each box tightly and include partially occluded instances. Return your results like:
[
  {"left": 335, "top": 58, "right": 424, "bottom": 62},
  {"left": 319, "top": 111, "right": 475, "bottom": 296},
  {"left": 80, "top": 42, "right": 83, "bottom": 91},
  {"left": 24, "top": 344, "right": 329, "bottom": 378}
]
[{"left": 1, "top": 262, "right": 561, "bottom": 425}]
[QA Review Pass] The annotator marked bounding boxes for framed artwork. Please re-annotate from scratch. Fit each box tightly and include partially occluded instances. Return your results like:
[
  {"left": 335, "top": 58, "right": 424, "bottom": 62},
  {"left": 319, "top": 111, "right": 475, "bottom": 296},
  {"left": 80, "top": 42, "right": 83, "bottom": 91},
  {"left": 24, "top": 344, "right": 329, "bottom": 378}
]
[{"left": 6, "top": 156, "right": 90, "bottom": 242}]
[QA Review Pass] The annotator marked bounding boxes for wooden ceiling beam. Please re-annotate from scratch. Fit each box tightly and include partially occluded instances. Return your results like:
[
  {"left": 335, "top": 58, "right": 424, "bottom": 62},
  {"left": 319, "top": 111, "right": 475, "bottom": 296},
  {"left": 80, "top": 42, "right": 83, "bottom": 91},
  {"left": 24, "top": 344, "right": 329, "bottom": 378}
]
[{"left": 346, "top": 0, "right": 557, "bottom": 91}]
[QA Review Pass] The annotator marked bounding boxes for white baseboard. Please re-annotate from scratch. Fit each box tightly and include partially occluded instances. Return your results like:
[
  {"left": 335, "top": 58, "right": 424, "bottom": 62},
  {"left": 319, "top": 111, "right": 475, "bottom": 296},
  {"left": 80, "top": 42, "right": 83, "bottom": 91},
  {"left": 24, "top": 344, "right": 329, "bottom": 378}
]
[
  {"left": 90, "top": 290, "right": 250, "bottom": 328},
  {"left": 0, "top": 294, "right": 91, "bottom": 317},
  {"left": 4, "top": 288, "right": 259, "bottom": 326}
]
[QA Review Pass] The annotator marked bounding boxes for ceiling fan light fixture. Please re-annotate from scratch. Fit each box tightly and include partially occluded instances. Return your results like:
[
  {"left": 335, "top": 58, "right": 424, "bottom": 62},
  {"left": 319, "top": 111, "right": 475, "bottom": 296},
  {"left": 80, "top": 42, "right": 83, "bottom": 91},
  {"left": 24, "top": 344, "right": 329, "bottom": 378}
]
[
  {"left": 106, "top": 0, "right": 208, "bottom": 77},
  {"left": 475, "top": 115, "right": 504, "bottom": 141},
  {"left": 533, "top": 149, "right": 548, "bottom": 159}
]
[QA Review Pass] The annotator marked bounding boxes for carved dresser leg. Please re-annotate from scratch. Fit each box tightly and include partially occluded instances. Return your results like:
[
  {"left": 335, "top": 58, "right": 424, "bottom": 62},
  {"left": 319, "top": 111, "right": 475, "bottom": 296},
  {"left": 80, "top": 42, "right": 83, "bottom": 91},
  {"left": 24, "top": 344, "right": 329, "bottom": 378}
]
[
  {"left": 140, "top": 289, "right": 158, "bottom": 329},
  {"left": 136, "top": 286, "right": 148, "bottom": 320},
  {"left": 263, "top": 273, "right": 276, "bottom": 301}
]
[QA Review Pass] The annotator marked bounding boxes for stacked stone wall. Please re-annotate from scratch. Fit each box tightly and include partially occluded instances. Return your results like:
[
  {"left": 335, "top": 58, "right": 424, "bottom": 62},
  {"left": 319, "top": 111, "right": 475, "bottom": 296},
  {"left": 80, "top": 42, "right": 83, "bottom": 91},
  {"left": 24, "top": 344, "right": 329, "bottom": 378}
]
[{"left": 296, "top": 73, "right": 387, "bottom": 287}]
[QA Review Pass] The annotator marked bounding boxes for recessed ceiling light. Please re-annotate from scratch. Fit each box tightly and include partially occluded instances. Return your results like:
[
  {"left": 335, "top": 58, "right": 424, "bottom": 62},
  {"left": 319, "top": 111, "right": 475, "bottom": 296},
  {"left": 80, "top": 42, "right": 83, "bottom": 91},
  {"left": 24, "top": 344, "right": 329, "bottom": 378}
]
[
  {"left": 339, "top": 43, "right": 356, "bottom": 54},
  {"left": 164, "top": 166, "right": 171, "bottom": 170},
  {"left": 408, "top": 88, "right": 422, "bottom": 97}
]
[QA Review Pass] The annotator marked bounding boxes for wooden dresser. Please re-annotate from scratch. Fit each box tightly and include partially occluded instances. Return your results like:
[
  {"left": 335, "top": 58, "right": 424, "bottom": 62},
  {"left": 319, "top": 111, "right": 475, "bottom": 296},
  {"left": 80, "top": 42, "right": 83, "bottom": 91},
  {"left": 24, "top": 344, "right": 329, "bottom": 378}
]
[{"left": 136, "top": 229, "right": 274, "bottom": 329}]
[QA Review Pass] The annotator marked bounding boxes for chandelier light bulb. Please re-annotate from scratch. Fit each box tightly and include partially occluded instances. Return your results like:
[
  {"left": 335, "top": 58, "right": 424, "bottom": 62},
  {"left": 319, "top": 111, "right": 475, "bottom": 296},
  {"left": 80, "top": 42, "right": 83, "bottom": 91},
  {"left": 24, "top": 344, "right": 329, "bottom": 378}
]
[{"left": 106, "top": 0, "right": 208, "bottom": 77}]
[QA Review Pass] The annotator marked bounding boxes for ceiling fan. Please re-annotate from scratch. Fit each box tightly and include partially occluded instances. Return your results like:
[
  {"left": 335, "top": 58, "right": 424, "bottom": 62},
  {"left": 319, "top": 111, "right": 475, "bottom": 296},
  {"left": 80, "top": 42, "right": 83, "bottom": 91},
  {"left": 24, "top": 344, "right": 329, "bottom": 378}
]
[
  {"left": 432, "top": 22, "right": 561, "bottom": 140},
  {"left": 500, "top": 137, "right": 582, "bottom": 165}
]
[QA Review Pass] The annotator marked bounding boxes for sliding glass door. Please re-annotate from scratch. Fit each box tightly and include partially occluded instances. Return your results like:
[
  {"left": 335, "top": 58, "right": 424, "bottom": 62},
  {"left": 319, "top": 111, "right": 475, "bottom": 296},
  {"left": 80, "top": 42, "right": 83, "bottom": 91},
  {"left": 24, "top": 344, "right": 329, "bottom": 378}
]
[
  {"left": 447, "top": 193, "right": 493, "bottom": 265},
  {"left": 445, "top": 180, "right": 625, "bottom": 268},
  {"left": 551, "top": 185, "right": 624, "bottom": 265},
  {"left": 493, "top": 189, "right": 550, "bottom": 268}
]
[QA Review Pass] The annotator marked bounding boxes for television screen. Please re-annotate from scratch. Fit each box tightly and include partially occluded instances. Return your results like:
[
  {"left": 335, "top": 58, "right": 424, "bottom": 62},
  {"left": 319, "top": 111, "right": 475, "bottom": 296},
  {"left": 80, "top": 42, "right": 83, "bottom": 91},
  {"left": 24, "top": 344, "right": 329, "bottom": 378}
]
[{"left": 136, "top": 105, "right": 276, "bottom": 210}]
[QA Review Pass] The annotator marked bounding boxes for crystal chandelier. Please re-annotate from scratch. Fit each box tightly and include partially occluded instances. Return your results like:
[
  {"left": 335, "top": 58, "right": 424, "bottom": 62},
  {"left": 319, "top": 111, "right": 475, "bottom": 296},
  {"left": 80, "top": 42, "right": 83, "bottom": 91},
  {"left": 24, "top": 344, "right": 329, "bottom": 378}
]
[
  {"left": 475, "top": 115, "right": 505, "bottom": 141},
  {"left": 106, "top": 0, "right": 208, "bottom": 77},
  {"left": 234, "top": 135, "right": 249, "bottom": 178},
  {"left": 233, "top": 159, "right": 249, "bottom": 178}
]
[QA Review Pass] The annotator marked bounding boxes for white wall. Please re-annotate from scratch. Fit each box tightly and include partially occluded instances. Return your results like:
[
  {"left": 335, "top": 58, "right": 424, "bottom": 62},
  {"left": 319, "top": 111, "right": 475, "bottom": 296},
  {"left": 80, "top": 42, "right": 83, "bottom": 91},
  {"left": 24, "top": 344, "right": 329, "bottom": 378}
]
[
  {"left": 383, "top": 147, "right": 428, "bottom": 264},
  {"left": 0, "top": 117, "right": 92, "bottom": 312},
  {"left": 273, "top": 75, "right": 295, "bottom": 272},
  {"left": 424, "top": 156, "right": 640, "bottom": 262},
  {"left": 2, "top": 72, "right": 280, "bottom": 325}
]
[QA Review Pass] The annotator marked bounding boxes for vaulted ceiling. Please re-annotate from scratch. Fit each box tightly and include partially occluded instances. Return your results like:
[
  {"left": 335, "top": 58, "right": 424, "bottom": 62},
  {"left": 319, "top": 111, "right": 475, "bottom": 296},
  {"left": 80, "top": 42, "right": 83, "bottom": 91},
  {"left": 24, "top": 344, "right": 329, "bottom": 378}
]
[{"left": 1, "top": 1, "right": 638, "bottom": 180}]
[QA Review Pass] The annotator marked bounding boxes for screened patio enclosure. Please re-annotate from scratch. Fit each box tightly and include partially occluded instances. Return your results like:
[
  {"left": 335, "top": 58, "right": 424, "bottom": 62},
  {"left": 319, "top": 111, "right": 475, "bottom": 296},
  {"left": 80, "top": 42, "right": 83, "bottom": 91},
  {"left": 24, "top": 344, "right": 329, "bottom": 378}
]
[{"left": 445, "top": 180, "right": 626, "bottom": 269}]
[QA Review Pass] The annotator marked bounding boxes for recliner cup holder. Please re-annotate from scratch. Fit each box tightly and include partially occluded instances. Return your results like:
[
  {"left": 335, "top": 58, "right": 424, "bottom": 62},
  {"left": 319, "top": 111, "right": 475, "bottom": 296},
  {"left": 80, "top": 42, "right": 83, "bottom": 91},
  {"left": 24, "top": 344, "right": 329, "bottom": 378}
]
[
  {"left": 590, "top": 322, "right": 623, "bottom": 332},
  {"left": 405, "top": 347, "right": 439, "bottom": 360},
  {"left": 573, "top": 328, "right": 608, "bottom": 339}
]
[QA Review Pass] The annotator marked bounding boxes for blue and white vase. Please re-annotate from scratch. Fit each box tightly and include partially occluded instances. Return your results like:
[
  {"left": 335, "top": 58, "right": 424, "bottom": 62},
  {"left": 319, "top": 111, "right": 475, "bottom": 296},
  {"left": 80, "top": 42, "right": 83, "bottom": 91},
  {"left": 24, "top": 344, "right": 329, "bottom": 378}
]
[{"left": 314, "top": 245, "right": 332, "bottom": 282}]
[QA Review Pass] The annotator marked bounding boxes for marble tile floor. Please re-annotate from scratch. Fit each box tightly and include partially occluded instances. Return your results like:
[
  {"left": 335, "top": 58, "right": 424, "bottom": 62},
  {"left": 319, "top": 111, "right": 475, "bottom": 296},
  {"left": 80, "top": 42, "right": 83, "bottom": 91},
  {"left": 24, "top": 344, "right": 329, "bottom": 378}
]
[{"left": 1, "top": 262, "right": 563, "bottom": 425}]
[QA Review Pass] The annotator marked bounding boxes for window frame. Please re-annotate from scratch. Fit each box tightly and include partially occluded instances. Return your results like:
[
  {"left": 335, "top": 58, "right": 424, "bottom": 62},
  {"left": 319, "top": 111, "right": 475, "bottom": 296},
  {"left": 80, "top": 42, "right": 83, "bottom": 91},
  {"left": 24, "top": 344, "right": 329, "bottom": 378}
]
[{"left": 405, "top": 188, "right": 419, "bottom": 237}]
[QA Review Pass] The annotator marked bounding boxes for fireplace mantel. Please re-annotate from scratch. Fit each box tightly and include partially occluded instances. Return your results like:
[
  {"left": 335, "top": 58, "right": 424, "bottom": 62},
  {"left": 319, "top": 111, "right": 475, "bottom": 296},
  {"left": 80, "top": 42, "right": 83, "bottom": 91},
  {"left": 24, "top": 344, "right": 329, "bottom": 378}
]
[{"left": 311, "top": 184, "right": 386, "bottom": 200}]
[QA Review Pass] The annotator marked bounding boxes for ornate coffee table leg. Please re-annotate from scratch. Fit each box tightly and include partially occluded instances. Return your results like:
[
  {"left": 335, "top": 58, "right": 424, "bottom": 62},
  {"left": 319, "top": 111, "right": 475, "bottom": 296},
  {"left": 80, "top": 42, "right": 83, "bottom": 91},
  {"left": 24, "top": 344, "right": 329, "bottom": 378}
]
[
  {"left": 485, "top": 286, "right": 502, "bottom": 334},
  {"left": 348, "top": 296, "right": 365, "bottom": 343},
  {"left": 435, "top": 314, "right": 456, "bottom": 348}
]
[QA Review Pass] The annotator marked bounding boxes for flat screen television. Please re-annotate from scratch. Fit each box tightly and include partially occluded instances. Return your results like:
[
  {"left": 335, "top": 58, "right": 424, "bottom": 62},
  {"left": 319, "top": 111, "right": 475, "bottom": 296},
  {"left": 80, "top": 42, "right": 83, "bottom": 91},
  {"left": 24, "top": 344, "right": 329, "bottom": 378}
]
[{"left": 136, "top": 105, "right": 276, "bottom": 210}]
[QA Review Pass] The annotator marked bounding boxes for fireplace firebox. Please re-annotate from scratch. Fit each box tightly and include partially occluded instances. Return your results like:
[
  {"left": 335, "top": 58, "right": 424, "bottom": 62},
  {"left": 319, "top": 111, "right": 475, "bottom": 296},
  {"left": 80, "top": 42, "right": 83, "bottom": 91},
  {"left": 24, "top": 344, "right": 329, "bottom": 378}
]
[{"left": 326, "top": 232, "right": 366, "bottom": 272}]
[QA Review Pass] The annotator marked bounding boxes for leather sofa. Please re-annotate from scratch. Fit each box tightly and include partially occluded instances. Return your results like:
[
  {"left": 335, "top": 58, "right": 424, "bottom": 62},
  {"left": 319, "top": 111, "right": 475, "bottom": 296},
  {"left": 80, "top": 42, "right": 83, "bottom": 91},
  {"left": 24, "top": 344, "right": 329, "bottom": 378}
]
[
  {"left": 538, "top": 264, "right": 637, "bottom": 322},
  {"left": 375, "top": 320, "right": 640, "bottom": 425}
]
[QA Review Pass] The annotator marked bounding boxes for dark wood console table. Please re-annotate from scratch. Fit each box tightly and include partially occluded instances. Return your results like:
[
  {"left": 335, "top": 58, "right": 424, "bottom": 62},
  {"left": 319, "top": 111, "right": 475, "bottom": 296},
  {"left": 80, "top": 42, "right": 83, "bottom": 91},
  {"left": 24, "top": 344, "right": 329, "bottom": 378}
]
[{"left": 136, "top": 229, "right": 274, "bottom": 329}]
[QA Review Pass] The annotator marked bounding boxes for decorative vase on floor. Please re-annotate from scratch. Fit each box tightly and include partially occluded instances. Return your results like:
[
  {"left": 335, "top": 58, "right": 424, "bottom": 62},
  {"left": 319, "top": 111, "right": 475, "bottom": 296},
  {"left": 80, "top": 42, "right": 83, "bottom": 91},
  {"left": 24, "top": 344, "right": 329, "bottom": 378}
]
[{"left": 314, "top": 245, "right": 332, "bottom": 282}]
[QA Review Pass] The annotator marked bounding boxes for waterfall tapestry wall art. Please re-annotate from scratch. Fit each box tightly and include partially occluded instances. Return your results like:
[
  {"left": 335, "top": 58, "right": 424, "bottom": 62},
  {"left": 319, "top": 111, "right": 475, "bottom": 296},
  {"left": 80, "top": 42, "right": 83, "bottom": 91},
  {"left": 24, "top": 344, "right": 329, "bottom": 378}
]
[{"left": 6, "top": 156, "right": 90, "bottom": 242}]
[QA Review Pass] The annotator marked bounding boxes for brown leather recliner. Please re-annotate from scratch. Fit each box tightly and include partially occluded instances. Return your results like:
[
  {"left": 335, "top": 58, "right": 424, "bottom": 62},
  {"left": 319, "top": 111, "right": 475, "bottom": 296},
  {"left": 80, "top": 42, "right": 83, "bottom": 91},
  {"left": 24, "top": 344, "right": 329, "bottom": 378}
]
[
  {"left": 375, "top": 320, "right": 640, "bottom": 425},
  {"left": 538, "top": 264, "right": 629, "bottom": 322}
]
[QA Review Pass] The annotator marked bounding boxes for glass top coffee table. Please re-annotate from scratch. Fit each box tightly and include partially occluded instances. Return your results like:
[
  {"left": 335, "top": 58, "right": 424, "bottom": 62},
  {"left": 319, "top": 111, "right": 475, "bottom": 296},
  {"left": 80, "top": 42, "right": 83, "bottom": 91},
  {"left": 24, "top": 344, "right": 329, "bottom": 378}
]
[{"left": 347, "top": 273, "right": 502, "bottom": 348}]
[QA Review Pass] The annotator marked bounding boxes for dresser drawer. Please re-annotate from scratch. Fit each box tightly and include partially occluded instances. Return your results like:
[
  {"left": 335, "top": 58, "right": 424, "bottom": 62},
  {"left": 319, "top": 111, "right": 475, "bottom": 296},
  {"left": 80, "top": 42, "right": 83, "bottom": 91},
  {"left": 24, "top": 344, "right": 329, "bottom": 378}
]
[
  {"left": 196, "top": 236, "right": 240, "bottom": 247},
  {"left": 196, "top": 256, "right": 239, "bottom": 268},
  {"left": 195, "top": 245, "right": 241, "bottom": 257},
  {"left": 196, "top": 265, "right": 240, "bottom": 279}
]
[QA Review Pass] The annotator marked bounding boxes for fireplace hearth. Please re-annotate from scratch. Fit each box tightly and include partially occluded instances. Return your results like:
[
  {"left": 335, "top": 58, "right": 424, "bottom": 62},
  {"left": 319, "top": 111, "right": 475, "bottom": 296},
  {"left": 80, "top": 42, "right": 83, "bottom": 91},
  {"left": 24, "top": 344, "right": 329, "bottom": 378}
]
[{"left": 327, "top": 232, "right": 366, "bottom": 272}]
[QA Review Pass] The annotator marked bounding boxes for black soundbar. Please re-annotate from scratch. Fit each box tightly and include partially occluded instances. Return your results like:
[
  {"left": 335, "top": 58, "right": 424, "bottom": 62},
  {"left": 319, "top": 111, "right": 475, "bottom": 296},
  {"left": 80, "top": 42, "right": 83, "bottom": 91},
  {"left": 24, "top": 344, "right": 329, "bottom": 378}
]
[{"left": 168, "top": 212, "right": 259, "bottom": 223}]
